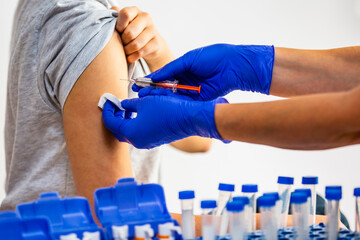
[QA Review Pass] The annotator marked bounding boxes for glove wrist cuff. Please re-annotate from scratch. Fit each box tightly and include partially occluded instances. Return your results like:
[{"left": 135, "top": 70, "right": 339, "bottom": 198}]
[{"left": 234, "top": 45, "right": 275, "bottom": 94}]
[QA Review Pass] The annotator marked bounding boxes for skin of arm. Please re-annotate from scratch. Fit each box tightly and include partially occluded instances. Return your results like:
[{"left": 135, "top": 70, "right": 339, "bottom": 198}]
[
  {"left": 271, "top": 46, "right": 360, "bottom": 97},
  {"left": 215, "top": 84, "right": 360, "bottom": 150},
  {"left": 63, "top": 31, "right": 133, "bottom": 219}
]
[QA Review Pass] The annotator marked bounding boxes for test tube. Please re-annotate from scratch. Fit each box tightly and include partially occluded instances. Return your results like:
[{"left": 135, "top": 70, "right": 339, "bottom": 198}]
[
  {"left": 277, "top": 176, "right": 294, "bottom": 228},
  {"left": 354, "top": 187, "right": 360, "bottom": 232},
  {"left": 157, "top": 222, "right": 182, "bottom": 240},
  {"left": 258, "top": 196, "right": 277, "bottom": 240},
  {"left": 135, "top": 224, "right": 154, "bottom": 240},
  {"left": 60, "top": 234, "right": 80, "bottom": 240},
  {"left": 226, "top": 201, "right": 246, "bottom": 240},
  {"left": 294, "top": 189, "right": 311, "bottom": 225},
  {"left": 325, "top": 186, "right": 342, "bottom": 240},
  {"left": 201, "top": 200, "right": 217, "bottom": 240},
  {"left": 82, "top": 232, "right": 100, "bottom": 240},
  {"left": 291, "top": 192, "right": 310, "bottom": 240},
  {"left": 112, "top": 225, "right": 129, "bottom": 240},
  {"left": 241, "top": 184, "right": 258, "bottom": 232},
  {"left": 215, "top": 183, "right": 234, "bottom": 238},
  {"left": 179, "top": 190, "right": 195, "bottom": 240},
  {"left": 214, "top": 183, "right": 235, "bottom": 215},
  {"left": 302, "top": 176, "right": 318, "bottom": 226},
  {"left": 262, "top": 192, "right": 280, "bottom": 230},
  {"left": 232, "top": 196, "right": 250, "bottom": 238}
]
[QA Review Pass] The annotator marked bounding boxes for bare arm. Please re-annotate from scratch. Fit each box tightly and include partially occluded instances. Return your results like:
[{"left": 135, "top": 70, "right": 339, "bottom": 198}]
[
  {"left": 63, "top": 31, "right": 133, "bottom": 216},
  {"left": 215, "top": 85, "right": 360, "bottom": 150},
  {"left": 271, "top": 46, "right": 360, "bottom": 97}
]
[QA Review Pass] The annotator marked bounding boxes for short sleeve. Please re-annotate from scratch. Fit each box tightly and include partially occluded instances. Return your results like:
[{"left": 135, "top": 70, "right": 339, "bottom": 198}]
[{"left": 38, "top": 0, "right": 118, "bottom": 110}]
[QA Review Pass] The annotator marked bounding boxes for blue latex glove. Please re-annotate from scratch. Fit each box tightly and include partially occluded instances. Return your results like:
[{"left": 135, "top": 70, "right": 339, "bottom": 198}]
[
  {"left": 102, "top": 92, "right": 229, "bottom": 149},
  {"left": 140, "top": 44, "right": 274, "bottom": 101}
]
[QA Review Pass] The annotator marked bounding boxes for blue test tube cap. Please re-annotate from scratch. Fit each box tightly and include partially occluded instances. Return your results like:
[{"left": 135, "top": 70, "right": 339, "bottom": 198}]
[
  {"left": 232, "top": 196, "right": 250, "bottom": 205},
  {"left": 263, "top": 192, "right": 280, "bottom": 201},
  {"left": 302, "top": 176, "right": 318, "bottom": 185},
  {"left": 294, "top": 189, "right": 311, "bottom": 198},
  {"left": 354, "top": 188, "right": 360, "bottom": 197},
  {"left": 226, "top": 201, "right": 245, "bottom": 212},
  {"left": 179, "top": 190, "right": 195, "bottom": 200},
  {"left": 241, "top": 184, "right": 258, "bottom": 193},
  {"left": 201, "top": 200, "right": 217, "bottom": 209},
  {"left": 325, "top": 186, "right": 342, "bottom": 200},
  {"left": 218, "top": 183, "right": 235, "bottom": 192},
  {"left": 257, "top": 196, "right": 276, "bottom": 207},
  {"left": 277, "top": 176, "right": 294, "bottom": 185},
  {"left": 290, "top": 192, "right": 308, "bottom": 204}
]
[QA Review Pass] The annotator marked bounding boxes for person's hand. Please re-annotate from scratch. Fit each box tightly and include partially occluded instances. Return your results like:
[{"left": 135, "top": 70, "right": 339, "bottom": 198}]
[
  {"left": 102, "top": 91, "right": 229, "bottom": 149},
  {"left": 144, "top": 44, "right": 275, "bottom": 101},
  {"left": 111, "top": 6, "right": 172, "bottom": 67}
]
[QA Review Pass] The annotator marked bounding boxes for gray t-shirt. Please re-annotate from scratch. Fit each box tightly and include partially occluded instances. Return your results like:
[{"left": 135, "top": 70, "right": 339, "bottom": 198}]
[{"left": 1, "top": 0, "right": 160, "bottom": 211}]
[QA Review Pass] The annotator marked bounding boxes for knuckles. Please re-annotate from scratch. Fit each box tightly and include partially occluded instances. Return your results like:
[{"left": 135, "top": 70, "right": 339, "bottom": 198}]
[
  {"left": 123, "top": 29, "right": 137, "bottom": 41},
  {"left": 119, "top": 8, "right": 132, "bottom": 22}
]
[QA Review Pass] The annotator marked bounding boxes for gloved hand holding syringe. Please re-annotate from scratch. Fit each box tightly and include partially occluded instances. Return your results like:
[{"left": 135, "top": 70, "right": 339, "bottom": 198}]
[{"left": 120, "top": 77, "right": 201, "bottom": 93}]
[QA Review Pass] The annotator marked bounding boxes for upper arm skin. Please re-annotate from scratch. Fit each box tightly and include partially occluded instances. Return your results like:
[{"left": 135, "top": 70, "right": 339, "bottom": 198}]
[{"left": 63, "top": 31, "right": 133, "bottom": 212}]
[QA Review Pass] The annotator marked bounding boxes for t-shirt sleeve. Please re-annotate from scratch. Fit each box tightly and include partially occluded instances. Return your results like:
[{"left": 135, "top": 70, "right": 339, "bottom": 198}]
[{"left": 38, "top": 0, "right": 118, "bottom": 110}]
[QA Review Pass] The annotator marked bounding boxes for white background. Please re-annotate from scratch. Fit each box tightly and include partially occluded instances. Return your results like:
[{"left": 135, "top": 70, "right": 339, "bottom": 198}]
[{"left": 1, "top": 0, "right": 360, "bottom": 229}]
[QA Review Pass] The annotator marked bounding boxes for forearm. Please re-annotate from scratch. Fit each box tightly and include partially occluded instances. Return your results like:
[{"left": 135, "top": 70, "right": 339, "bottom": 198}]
[
  {"left": 215, "top": 86, "right": 360, "bottom": 150},
  {"left": 271, "top": 46, "right": 360, "bottom": 97}
]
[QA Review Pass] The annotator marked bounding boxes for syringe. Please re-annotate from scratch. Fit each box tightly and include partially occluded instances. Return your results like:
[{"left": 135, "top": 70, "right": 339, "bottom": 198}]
[{"left": 120, "top": 77, "right": 201, "bottom": 93}]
